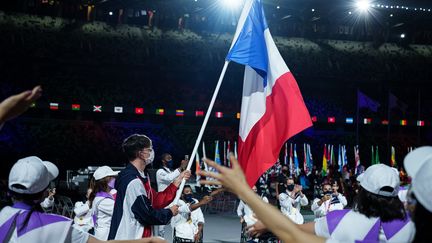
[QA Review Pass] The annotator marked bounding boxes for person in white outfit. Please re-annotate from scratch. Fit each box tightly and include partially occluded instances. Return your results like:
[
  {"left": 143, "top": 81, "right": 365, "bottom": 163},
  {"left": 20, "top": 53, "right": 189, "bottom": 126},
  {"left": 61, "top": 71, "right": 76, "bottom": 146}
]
[
  {"left": 89, "top": 166, "right": 119, "bottom": 240},
  {"left": 279, "top": 177, "right": 308, "bottom": 224},
  {"left": 156, "top": 153, "right": 187, "bottom": 237},
  {"left": 171, "top": 185, "right": 212, "bottom": 242},
  {"left": 73, "top": 188, "right": 94, "bottom": 233},
  {"left": 156, "top": 153, "right": 187, "bottom": 192},
  {"left": 237, "top": 186, "right": 269, "bottom": 227},
  {"left": 311, "top": 181, "right": 347, "bottom": 219},
  {"left": 0, "top": 156, "right": 166, "bottom": 243}
]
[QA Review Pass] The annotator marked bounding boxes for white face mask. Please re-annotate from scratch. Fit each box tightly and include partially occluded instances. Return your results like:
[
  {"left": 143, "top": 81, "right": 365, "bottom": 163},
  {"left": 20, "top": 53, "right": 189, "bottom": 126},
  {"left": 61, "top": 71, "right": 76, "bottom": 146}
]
[{"left": 145, "top": 150, "right": 155, "bottom": 165}]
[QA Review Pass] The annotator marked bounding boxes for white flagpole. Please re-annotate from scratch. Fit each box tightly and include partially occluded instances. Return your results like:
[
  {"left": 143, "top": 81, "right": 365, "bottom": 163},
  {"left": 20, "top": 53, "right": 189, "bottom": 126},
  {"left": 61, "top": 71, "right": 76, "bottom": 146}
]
[{"left": 173, "top": 60, "right": 230, "bottom": 204}]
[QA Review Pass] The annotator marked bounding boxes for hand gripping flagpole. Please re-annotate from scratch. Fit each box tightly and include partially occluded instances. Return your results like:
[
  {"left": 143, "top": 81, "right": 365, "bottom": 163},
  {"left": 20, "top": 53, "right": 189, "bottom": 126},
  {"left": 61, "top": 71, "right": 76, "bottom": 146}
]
[{"left": 173, "top": 60, "right": 230, "bottom": 204}]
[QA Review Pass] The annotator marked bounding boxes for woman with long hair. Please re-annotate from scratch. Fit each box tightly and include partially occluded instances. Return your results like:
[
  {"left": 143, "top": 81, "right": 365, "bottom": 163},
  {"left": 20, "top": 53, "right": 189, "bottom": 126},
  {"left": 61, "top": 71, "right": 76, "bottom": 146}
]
[{"left": 89, "top": 166, "right": 119, "bottom": 240}]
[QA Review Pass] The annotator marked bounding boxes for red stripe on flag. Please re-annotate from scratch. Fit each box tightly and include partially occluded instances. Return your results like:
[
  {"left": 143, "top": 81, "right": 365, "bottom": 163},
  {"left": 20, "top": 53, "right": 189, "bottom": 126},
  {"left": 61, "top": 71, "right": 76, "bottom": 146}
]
[{"left": 238, "top": 72, "right": 312, "bottom": 186}]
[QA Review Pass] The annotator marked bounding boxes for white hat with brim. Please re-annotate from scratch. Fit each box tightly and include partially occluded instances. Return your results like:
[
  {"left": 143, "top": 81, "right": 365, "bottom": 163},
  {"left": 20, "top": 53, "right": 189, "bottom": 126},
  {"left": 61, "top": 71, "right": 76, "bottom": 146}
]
[
  {"left": 8, "top": 156, "right": 59, "bottom": 194},
  {"left": 403, "top": 146, "right": 432, "bottom": 212},
  {"left": 93, "top": 166, "right": 119, "bottom": 180},
  {"left": 357, "top": 164, "right": 400, "bottom": 197}
]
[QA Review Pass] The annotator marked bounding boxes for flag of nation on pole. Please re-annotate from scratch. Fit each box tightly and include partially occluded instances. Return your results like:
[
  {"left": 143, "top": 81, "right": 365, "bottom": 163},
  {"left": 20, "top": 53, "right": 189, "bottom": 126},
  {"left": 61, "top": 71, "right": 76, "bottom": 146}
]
[
  {"left": 390, "top": 146, "right": 397, "bottom": 168},
  {"left": 227, "top": 0, "right": 312, "bottom": 186},
  {"left": 322, "top": 144, "right": 328, "bottom": 176},
  {"left": 114, "top": 106, "right": 123, "bottom": 113},
  {"left": 195, "top": 151, "right": 201, "bottom": 183},
  {"left": 293, "top": 144, "right": 300, "bottom": 177},
  {"left": 49, "top": 103, "right": 59, "bottom": 110},
  {"left": 289, "top": 143, "right": 294, "bottom": 176},
  {"left": 93, "top": 105, "right": 102, "bottom": 112},
  {"left": 354, "top": 145, "right": 361, "bottom": 175},
  {"left": 71, "top": 104, "right": 80, "bottom": 111}
]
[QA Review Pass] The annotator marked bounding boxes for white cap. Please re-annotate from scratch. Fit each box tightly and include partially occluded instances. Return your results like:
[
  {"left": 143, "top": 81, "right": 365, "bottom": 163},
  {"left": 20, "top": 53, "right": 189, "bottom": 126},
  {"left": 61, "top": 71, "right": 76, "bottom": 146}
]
[
  {"left": 357, "top": 164, "right": 400, "bottom": 197},
  {"left": 8, "top": 156, "right": 59, "bottom": 194},
  {"left": 93, "top": 166, "right": 119, "bottom": 180},
  {"left": 403, "top": 146, "right": 432, "bottom": 212}
]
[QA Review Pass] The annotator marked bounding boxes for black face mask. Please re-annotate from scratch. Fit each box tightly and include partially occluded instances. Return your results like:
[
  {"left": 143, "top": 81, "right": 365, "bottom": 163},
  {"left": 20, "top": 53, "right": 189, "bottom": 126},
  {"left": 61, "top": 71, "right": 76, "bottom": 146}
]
[
  {"left": 183, "top": 194, "right": 194, "bottom": 203},
  {"left": 287, "top": 184, "right": 295, "bottom": 191},
  {"left": 282, "top": 170, "right": 288, "bottom": 174}
]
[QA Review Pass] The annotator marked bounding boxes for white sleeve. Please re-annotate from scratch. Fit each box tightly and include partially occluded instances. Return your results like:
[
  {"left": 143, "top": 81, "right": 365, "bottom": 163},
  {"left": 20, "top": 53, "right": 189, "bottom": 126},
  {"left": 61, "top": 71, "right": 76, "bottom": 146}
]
[
  {"left": 262, "top": 197, "right": 269, "bottom": 203},
  {"left": 311, "top": 199, "right": 326, "bottom": 217},
  {"left": 40, "top": 197, "right": 54, "bottom": 208},
  {"left": 311, "top": 198, "right": 321, "bottom": 212},
  {"left": 194, "top": 208, "right": 205, "bottom": 224},
  {"left": 178, "top": 200, "right": 191, "bottom": 214},
  {"left": 337, "top": 194, "right": 347, "bottom": 207},
  {"left": 299, "top": 194, "right": 309, "bottom": 206},
  {"left": 156, "top": 169, "right": 181, "bottom": 184},
  {"left": 73, "top": 202, "right": 90, "bottom": 217},
  {"left": 98, "top": 198, "right": 115, "bottom": 216},
  {"left": 314, "top": 216, "right": 330, "bottom": 238},
  {"left": 68, "top": 225, "right": 90, "bottom": 243},
  {"left": 237, "top": 201, "right": 245, "bottom": 217},
  {"left": 279, "top": 193, "right": 292, "bottom": 210}
]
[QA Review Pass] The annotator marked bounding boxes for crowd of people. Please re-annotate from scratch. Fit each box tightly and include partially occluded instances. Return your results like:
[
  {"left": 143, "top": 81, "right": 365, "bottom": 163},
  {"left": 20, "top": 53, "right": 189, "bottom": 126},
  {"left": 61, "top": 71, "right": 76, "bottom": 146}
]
[
  {"left": 1, "top": 1, "right": 432, "bottom": 240},
  {"left": 0, "top": 83, "right": 432, "bottom": 243}
]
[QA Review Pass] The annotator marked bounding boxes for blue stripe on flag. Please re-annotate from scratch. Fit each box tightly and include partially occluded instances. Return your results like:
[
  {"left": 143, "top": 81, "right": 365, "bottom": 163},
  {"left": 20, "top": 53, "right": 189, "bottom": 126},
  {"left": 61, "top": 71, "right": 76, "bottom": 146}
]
[{"left": 226, "top": 0, "right": 269, "bottom": 86}]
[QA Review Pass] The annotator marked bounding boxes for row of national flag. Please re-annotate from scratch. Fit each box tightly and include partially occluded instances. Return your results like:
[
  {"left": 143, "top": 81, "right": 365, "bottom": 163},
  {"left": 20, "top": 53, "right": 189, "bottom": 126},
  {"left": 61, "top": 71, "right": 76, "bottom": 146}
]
[
  {"left": 46, "top": 103, "right": 222, "bottom": 117},
  {"left": 40, "top": 103, "right": 428, "bottom": 126}
]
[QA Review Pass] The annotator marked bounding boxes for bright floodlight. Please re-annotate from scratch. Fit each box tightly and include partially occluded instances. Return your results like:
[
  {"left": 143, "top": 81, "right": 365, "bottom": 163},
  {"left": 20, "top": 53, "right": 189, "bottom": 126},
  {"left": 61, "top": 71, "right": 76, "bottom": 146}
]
[
  {"left": 221, "top": 0, "right": 242, "bottom": 9},
  {"left": 356, "top": 0, "right": 370, "bottom": 11},
  {"left": 400, "top": 33, "right": 405, "bottom": 39}
]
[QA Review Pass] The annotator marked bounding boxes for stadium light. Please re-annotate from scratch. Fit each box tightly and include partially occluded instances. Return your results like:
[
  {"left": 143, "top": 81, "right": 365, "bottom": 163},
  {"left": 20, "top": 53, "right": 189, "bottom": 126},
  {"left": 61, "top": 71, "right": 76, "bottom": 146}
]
[
  {"left": 356, "top": 0, "right": 370, "bottom": 12},
  {"left": 220, "top": 0, "right": 243, "bottom": 9},
  {"left": 109, "top": 11, "right": 113, "bottom": 16},
  {"left": 400, "top": 33, "right": 406, "bottom": 39}
]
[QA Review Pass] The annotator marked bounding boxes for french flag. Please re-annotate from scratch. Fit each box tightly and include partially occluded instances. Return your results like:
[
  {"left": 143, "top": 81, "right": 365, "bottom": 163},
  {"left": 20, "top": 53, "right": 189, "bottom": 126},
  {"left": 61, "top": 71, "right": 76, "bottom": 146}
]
[{"left": 226, "top": 0, "right": 312, "bottom": 186}]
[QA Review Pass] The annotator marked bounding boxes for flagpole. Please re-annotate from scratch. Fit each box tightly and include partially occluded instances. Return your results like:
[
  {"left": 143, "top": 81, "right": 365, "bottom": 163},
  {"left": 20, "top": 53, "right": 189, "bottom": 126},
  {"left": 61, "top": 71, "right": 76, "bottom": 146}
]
[{"left": 173, "top": 60, "right": 230, "bottom": 204}]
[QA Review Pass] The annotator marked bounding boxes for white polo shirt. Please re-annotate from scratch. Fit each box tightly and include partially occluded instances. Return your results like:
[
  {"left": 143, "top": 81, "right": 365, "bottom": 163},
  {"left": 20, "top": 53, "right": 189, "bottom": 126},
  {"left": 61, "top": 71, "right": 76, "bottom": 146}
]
[{"left": 156, "top": 167, "right": 181, "bottom": 192}]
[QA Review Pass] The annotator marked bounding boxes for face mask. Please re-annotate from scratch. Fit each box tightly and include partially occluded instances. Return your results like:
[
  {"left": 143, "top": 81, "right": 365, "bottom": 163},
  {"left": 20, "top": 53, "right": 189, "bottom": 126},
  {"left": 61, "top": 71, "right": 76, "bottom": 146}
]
[
  {"left": 282, "top": 170, "right": 288, "bottom": 174},
  {"left": 287, "top": 184, "right": 295, "bottom": 191},
  {"left": 184, "top": 194, "right": 193, "bottom": 203},
  {"left": 108, "top": 178, "right": 116, "bottom": 189},
  {"left": 145, "top": 150, "right": 155, "bottom": 165},
  {"left": 166, "top": 160, "right": 174, "bottom": 168}
]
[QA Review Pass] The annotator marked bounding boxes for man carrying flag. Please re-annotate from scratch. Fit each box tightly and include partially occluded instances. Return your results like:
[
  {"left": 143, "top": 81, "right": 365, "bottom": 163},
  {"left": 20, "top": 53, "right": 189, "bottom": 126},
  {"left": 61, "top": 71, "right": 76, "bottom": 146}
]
[{"left": 226, "top": 0, "right": 312, "bottom": 186}]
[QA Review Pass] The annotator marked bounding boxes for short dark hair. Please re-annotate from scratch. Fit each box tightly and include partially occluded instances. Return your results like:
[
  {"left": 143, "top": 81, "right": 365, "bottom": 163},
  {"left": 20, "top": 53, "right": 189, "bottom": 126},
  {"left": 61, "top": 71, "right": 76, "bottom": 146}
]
[
  {"left": 353, "top": 187, "right": 406, "bottom": 222},
  {"left": 183, "top": 185, "right": 192, "bottom": 193},
  {"left": 160, "top": 153, "right": 171, "bottom": 162},
  {"left": 122, "top": 134, "right": 151, "bottom": 161}
]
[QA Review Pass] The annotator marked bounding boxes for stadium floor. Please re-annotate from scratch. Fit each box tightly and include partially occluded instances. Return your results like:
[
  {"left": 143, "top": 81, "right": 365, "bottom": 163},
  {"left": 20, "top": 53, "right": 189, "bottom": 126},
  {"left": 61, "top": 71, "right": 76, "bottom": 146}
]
[{"left": 164, "top": 211, "right": 315, "bottom": 242}]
